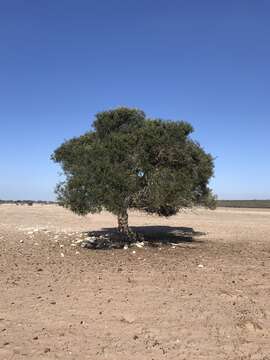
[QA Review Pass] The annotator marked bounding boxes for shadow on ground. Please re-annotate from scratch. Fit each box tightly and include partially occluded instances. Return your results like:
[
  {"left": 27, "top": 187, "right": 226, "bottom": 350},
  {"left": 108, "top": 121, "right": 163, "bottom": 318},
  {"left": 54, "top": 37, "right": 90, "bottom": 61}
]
[
  {"left": 82, "top": 226, "right": 206, "bottom": 249},
  {"left": 130, "top": 226, "right": 205, "bottom": 244}
]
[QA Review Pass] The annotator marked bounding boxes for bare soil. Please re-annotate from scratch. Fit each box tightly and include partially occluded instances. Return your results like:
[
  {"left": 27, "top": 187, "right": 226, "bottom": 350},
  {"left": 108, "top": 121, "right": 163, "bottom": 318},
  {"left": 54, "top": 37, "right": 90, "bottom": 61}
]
[{"left": 0, "top": 204, "right": 270, "bottom": 359}]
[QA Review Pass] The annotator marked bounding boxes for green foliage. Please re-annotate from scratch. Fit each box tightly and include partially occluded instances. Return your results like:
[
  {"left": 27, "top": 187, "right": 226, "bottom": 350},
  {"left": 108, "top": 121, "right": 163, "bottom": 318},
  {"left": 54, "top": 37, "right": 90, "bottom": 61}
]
[{"left": 52, "top": 107, "right": 216, "bottom": 218}]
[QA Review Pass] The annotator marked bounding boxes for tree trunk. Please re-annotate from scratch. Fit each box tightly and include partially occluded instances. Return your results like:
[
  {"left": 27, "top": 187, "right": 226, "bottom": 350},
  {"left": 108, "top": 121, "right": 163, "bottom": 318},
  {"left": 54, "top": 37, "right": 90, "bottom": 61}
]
[{"left": 117, "top": 209, "right": 129, "bottom": 235}]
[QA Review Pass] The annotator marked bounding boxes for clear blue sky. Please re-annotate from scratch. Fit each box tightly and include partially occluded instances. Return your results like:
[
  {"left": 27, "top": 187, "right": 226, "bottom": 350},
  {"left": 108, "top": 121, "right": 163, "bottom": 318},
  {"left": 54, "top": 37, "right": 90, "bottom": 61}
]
[{"left": 0, "top": 0, "right": 269, "bottom": 200}]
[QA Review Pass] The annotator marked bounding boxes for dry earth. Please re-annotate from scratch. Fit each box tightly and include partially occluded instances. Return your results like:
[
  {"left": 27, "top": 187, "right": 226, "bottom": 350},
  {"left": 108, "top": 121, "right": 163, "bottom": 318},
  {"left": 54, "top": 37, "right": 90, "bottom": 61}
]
[{"left": 0, "top": 204, "right": 270, "bottom": 359}]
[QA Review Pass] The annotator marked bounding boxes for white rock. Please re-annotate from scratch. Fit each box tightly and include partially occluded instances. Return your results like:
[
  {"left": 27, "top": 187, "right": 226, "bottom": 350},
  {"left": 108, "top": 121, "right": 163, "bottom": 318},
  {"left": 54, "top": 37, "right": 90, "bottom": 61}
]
[
  {"left": 60, "top": 244, "right": 64, "bottom": 248},
  {"left": 70, "top": 243, "right": 76, "bottom": 247},
  {"left": 60, "top": 253, "right": 65, "bottom": 257},
  {"left": 75, "top": 251, "right": 80, "bottom": 255},
  {"left": 123, "top": 244, "right": 129, "bottom": 250},
  {"left": 75, "top": 239, "right": 84, "bottom": 244},
  {"left": 132, "top": 250, "right": 136, "bottom": 254},
  {"left": 20, "top": 240, "right": 24, "bottom": 243},
  {"left": 84, "top": 236, "right": 96, "bottom": 243},
  {"left": 198, "top": 264, "right": 204, "bottom": 268},
  {"left": 134, "top": 242, "right": 144, "bottom": 248}
]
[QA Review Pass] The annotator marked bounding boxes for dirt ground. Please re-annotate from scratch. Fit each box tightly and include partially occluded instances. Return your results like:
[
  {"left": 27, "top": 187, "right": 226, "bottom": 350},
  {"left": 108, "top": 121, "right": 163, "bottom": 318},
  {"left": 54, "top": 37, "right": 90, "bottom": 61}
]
[{"left": 0, "top": 204, "right": 270, "bottom": 360}]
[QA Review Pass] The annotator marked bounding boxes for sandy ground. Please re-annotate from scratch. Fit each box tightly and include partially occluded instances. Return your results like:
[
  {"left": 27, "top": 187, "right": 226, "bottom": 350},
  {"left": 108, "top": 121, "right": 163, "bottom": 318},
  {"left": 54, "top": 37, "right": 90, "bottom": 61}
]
[{"left": 0, "top": 204, "right": 270, "bottom": 360}]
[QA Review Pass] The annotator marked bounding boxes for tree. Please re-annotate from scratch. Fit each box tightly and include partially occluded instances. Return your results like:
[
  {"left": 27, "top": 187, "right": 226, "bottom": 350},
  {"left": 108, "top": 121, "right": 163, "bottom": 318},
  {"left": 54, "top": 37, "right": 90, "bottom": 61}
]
[{"left": 52, "top": 107, "right": 215, "bottom": 240}]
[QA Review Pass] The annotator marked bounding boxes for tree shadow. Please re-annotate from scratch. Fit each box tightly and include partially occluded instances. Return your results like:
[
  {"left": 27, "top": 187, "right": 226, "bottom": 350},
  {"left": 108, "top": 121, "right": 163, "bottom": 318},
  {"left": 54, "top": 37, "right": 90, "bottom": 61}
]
[
  {"left": 83, "top": 226, "right": 206, "bottom": 249},
  {"left": 130, "top": 226, "right": 205, "bottom": 245}
]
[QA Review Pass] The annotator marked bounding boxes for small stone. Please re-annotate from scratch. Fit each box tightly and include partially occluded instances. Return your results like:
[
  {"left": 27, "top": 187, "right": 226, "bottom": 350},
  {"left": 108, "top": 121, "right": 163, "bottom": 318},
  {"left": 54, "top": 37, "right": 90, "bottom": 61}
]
[
  {"left": 60, "top": 244, "right": 64, "bottom": 248},
  {"left": 20, "top": 240, "right": 24, "bottom": 243},
  {"left": 120, "top": 314, "right": 136, "bottom": 324},
  {"left": 132, "top": 250, "right": 136, "bottom": 254},
  {"left": 44, "top": 347, "right": 51, "bottom": 353},
  {"left": 134, "top": 242, "right": 144, "bottom": 248},
  {"left": 75, "top": 251, "right": 80, "bottom": 255},
  {"left": 123, "top": 244, "right": 129, "bottom": 250},
  {"left": 198, "top": 264, "right": 204, "bottom": 268},
  {"left": 60, "top": 253, "right": 65, "bottom": 258},
  {"left": 33, "top": 336, "right": 38, "bottom": 340},
  {"left": 75, "top": 239, "right": 84, "bottom": 244}
]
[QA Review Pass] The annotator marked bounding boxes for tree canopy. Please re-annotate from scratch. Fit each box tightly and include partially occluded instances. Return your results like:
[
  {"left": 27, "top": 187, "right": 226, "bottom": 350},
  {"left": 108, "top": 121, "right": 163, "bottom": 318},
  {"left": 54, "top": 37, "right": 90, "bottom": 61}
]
[{"left": 52, "top": 107, "right": 215, "bottom": 236}]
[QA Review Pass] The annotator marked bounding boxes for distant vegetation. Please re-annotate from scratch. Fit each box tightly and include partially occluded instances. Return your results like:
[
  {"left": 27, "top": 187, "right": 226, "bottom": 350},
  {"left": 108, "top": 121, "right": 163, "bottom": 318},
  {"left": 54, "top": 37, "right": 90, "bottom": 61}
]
[
  {"left": 0, "top": 200, "right": 56, "bottom": 205},
  {"left": 217, "top": 200, "right": 270, "bottom": 208},
  {"left": 1, "top": 199, "right": 269, "bottom": 209}
]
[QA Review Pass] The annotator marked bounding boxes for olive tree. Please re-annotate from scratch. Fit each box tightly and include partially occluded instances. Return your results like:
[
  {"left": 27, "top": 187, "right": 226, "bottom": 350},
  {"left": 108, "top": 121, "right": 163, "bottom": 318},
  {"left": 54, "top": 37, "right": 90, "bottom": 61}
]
[{"left": 52, "top": 107, "right": 215, "bottom": 239}]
